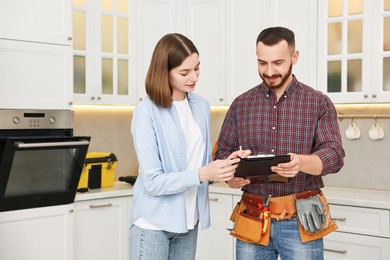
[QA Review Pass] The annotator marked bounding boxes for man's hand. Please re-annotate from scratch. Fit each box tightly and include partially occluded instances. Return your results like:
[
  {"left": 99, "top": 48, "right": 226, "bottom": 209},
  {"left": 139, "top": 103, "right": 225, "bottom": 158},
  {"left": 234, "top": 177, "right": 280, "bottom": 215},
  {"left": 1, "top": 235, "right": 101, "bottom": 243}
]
[
  {"left": 226, "top": 177, "right": 250, "bottom": 189},
  {"left": 271, "top": 153, "right": 323, "bottom": 177}
]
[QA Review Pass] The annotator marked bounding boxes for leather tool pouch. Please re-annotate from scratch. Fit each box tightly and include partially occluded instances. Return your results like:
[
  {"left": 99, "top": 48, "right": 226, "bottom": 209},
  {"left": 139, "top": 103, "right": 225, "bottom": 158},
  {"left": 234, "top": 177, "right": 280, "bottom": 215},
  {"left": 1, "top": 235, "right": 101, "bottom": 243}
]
[
  {"left": 229, "top": 200, "right": 271, "bottom": 246},
  {"left": 296, "top": 192, "right": 338, "bottom": 243}
]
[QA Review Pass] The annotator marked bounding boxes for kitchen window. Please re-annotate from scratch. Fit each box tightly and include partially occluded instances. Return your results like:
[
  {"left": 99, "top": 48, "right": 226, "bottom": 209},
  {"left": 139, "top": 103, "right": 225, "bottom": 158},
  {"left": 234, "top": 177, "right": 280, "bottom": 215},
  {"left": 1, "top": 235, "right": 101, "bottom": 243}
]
[
  {"left": 72, "top": 0, "right": 136, "bottom": 104},
  {"left": 318, "top": 0, "right": 390, "bottom": 103}
]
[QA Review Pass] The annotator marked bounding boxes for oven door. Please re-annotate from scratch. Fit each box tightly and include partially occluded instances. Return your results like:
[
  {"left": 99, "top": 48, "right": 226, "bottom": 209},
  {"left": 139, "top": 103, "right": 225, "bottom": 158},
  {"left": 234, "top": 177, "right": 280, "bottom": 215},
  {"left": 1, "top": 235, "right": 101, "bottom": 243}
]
[{"left": 0, "top": 136, "right": 90, "bottom": 211}]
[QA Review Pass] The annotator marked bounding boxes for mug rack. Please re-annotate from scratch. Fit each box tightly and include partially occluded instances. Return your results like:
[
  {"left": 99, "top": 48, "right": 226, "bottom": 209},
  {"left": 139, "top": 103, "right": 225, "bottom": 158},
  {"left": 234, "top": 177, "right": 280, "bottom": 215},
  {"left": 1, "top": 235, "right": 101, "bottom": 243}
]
[{"left": 337, "top": 113, "right": 390, "bottom": 121}]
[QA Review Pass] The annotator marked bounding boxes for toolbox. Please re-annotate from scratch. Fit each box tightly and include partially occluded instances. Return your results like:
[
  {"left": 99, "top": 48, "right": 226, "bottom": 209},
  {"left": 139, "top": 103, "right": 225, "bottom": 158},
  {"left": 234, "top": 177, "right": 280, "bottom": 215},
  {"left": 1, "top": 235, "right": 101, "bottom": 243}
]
[{"left": 78, "top": 152, "right": 117, "bottom": 189}]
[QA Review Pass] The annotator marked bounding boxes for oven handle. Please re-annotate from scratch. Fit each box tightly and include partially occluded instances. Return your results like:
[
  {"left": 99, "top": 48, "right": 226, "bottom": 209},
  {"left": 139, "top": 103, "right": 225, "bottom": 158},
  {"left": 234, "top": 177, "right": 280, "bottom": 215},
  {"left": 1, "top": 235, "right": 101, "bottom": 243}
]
[{"left": 14, "top": 139, "right": 90, "bottom": 148}]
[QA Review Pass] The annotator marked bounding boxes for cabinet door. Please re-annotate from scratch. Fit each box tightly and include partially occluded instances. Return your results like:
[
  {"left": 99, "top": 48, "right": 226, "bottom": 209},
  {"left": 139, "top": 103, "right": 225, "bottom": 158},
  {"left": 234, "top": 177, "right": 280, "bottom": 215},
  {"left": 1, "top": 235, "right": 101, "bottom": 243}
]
[
  {"left": 135, "top": 0, "right": 180, "bottom": 103},
  {"left": 324, "top": 231, "right": 390, "bottom": 260},
  {"left": 330, "top": 204, "right": 390, "bottom": 237},
  {"left": 0, "top": 0, "right": 72, "bottom": 45},
  {"left": 186, "top": 0, "right": 227, "bottom": 105},
  {"left": 196, "top": 193, "right": 234, "bottom": 260},
  {"left": 72, "top": 0, "right": 137, "bottom": 105},
  {"left": 226, "top": 0, "right": 317, "bottom": 104},
  {"left": 317, "top": 0, "right": 390, "bottom": 103},
  {"left": 0, "top": 39, "right": 72, "bottom": 110},
  {"left": 0, "top": 204, "right": 74, "bottom": 260},
  {"left": 74, "top": 196, "right": 130, "bottom": 260}
]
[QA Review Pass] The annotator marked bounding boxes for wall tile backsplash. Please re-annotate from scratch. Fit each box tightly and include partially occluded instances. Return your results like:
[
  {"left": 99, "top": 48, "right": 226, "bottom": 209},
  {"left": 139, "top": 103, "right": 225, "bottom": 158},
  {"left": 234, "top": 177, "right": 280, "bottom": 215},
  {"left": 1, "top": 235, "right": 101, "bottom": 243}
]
[{"left": 73, "top": 104, "right": 390, "bottom": 191}]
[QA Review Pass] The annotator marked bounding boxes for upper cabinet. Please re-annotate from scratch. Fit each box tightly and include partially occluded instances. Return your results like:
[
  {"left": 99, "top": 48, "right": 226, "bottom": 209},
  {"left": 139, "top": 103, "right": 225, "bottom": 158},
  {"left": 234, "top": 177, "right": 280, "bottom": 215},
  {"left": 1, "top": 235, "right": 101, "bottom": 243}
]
[
  {"left": 0, "top": 0, "right": 72, "bottom": 45},
  {"left": 225, "top": 0, "right": 317, "bottom": 104},
  {"left": 73, "top": 0, "right": 317, "bottom": 106},
  {"left": 185, "top": 0, "right": 227, "bottom": 105},
  {"left": 135, "top": 0, "right": 182, "bottom": 102},
  {"left": 0, "top": 0, "right": 73, "bottom": 110},
  {"left": 185, "top": 0, "right": 317, "bottom": 105},
  {"left": 72, "top": 0, "right": 137, "bottom": 105},
  {"left": 317, "top": 0, "right": 390, "bottom": 103}
]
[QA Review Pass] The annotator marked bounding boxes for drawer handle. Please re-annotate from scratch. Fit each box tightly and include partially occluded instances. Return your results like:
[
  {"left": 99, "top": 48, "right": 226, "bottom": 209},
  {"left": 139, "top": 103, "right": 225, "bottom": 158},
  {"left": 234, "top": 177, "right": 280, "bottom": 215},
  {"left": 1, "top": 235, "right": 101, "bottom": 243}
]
[
  {"left": 209, "top": 198, "right": 219, "bottom": 202},
  {"left": 324, "top": 248, "right": 347, "bottom": 254},
  {"left": 89, "top": 203, "right": 113, "bottom": 209},
  {"left": 332, "top": 217, "right": 346, "bottom": 222}
]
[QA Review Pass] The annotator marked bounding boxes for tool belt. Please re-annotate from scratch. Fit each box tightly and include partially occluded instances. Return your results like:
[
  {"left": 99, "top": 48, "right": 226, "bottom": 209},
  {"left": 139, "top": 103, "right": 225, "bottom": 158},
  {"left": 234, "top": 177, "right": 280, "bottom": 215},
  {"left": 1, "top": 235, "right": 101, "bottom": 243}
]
[{"left": 229, "top": 190, "right": 338, "bottom": 245}]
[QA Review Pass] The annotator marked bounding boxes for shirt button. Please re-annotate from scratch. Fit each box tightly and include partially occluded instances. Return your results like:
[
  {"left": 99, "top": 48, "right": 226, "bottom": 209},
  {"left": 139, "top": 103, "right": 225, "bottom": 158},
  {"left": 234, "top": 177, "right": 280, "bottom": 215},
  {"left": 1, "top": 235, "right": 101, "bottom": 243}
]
[
  {"left": 272, "top": 127, "right": 276, "bottom": 130},
  {"left": 273, "top": 106, "right": 277, "bottom": 109},
  {"left": 271, "top": 149, "right": 275, "bottom": 153}
]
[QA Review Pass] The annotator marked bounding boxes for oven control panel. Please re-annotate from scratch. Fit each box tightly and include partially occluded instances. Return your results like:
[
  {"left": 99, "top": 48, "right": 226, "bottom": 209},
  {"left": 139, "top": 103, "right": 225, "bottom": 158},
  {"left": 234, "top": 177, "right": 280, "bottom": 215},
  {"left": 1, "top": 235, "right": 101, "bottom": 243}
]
[{"left": 0, "top": 109, "right": 73, "bottom": 129}]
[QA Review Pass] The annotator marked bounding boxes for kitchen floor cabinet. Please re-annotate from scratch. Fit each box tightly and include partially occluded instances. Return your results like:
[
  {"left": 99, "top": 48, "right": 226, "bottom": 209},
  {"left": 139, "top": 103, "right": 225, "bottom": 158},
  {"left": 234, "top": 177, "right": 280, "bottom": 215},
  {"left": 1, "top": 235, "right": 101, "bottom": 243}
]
[
  {"left": 324, "top": 203, "right": 390, "bottom": 259},
  {"left": 73, "top": 196, "right": 131, "bottom": 260},
  {"left": 0, "top": 204, "right": 74, "bottom": 260},
  {"left": 196, "top": 193, "right": 235, "bottom": 260},
  {"left": 196, "top": 191, "right": 243, "bottom": 260}
]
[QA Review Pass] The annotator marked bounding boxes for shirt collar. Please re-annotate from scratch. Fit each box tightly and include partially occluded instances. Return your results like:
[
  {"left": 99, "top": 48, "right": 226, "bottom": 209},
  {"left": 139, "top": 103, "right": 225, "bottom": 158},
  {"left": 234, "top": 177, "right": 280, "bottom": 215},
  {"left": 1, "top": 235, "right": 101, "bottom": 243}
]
[{"left": 259, "top": 74, "right": 299, "bottom": 97}]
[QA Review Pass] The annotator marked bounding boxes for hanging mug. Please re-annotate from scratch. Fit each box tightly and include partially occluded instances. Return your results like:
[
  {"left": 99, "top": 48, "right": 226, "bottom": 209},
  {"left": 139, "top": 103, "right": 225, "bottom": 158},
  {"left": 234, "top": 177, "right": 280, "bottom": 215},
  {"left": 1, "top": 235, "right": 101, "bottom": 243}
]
[
  {"left": 345, "top": 122, "right": 360, "bottom": 140},
  {"left": 368, "top": 122, "right": 384, "bottom": 141}
]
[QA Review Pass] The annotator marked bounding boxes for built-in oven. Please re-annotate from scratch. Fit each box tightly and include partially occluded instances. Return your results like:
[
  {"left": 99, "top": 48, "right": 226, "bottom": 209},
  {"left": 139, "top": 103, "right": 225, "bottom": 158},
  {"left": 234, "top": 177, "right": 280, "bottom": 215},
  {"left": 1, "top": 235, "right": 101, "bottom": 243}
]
[{"left": 0, "top": 109, "right": 90, "bottom": 212}]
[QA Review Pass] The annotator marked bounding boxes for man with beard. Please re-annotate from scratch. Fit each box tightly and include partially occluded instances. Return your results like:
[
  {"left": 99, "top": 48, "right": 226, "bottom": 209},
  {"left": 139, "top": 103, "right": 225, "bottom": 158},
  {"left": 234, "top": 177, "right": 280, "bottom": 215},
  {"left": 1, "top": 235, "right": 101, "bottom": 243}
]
[{"left": 215, "top": 27, "right": 345, "bottom": 260}]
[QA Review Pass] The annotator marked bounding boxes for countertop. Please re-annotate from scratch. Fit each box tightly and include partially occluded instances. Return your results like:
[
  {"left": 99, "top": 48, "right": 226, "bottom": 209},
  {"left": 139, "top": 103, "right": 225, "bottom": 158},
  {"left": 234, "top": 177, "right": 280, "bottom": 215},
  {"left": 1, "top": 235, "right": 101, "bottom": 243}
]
[
  {"left": 75, "top": 182, "right": 133, "bottom": 202},
  {"left": 75, "top": 181, "right": 390, "bottom": 210}
]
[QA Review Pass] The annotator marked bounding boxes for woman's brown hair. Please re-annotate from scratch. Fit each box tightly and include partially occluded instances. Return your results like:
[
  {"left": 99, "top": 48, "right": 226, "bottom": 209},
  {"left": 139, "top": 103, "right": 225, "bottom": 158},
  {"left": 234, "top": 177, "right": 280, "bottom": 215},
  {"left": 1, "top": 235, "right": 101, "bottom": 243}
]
[{"left": 145, "top": 33, "right": 199, "bottom": 108}]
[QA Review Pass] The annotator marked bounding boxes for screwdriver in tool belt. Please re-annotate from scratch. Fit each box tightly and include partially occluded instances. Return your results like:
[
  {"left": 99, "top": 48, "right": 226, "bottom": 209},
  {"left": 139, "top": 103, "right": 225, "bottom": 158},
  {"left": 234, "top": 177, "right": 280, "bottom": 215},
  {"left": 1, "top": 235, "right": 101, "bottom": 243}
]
[{"left": 259, "top": 194, "right": 271, "bottom": 234}]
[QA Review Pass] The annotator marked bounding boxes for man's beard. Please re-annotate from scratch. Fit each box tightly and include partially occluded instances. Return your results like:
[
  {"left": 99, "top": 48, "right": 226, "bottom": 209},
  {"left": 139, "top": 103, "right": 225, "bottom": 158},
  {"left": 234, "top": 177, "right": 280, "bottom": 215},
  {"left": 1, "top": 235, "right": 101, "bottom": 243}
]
[{"left": 259, "top": 63, "right": 293, "bottom": 89}]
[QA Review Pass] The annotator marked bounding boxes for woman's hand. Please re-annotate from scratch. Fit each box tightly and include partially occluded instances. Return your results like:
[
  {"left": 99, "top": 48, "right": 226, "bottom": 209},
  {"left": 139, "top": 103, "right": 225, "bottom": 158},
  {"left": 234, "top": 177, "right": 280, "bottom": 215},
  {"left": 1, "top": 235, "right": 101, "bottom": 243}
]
[
  {"left": 199, "top": 158, "right": 240, "bottom": 182},
  {"left": 198, "top": 149, "right": 251, "bottom": 183}
]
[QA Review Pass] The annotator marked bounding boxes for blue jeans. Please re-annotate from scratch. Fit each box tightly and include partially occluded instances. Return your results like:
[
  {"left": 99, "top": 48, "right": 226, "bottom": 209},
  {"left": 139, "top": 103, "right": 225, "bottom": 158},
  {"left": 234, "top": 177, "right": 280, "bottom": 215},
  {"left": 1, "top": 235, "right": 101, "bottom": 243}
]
[
  {"left": 129, "top": 223, "right": 199, "bottom": 260},
  {"left": 236, "top": 218, "right": 324, "bottom": 260}
]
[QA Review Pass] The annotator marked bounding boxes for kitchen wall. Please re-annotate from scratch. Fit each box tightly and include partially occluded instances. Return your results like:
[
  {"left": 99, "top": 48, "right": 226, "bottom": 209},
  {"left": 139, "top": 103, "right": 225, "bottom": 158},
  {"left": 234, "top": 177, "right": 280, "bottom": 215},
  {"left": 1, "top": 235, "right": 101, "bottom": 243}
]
[{"left": 73, "top": 104, "right": 390, "bottom": 192}]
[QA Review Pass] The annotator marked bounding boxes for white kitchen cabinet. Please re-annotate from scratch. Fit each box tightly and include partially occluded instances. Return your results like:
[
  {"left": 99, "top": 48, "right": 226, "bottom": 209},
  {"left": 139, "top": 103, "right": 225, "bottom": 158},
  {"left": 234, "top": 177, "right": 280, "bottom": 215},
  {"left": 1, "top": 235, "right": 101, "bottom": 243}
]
[
  {"left": 0, "top": 0, "right": 72, "bottom": 45},
  {"left": 0, "top": 0, "right": 73, "bottom": 110},
  {"left": 324, "top": 231, "right": 390, "bottom": 260},
  {"left": 72, "top": 0, "right": 137, "bottom": 105},
  {"left": 226, "top": 0, "right": 318, "bottom": 104},
  {"left": 135, "top": 0, "right": 182, "bottom": 103},
  {"left": 186, "top": 0, "right": 227, "bottom": 105},
  {"left": 0, "top": 204, "right": 74, "bottom": 260},
  {"left": 196, "top": 193, "right": 235, "bottom": 260},
  {"left": 73, "top": 196, "right": 131, "bottom": 260},
  {"left": 0, "top": 39, "right": 73, "bottom": 110},
  {"left": 317, "top": 0, "right": 390, "bottom": 103},
  {"left": 324, "top": 203, "right": 390, "bottom": 259},
  {"left": 72, "top": 0, "right": 317, "bottom": 106},
  {"left": 196, "top": 190, "right": 243, "bottom": 260},
  {"left": 189, "top": 0, "right": 317, "bottom": 104}
]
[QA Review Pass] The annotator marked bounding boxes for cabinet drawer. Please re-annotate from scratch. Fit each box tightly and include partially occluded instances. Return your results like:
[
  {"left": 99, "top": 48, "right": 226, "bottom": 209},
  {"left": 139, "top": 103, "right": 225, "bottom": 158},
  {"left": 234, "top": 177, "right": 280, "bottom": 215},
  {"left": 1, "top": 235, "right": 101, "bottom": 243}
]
[
  {"left": 330, "top": 204, "right": 390, "bottom": 238},
  {"left": 324, "top": 232, "right": 390, "bottom": 260}
]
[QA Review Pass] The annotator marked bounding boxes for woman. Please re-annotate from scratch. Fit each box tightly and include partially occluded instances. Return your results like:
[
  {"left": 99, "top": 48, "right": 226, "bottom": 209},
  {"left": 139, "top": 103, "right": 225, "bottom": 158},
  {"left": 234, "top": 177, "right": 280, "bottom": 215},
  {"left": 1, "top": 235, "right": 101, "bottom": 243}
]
[{"left": 129, "top": 33, "right": 248, "bottom": 260}]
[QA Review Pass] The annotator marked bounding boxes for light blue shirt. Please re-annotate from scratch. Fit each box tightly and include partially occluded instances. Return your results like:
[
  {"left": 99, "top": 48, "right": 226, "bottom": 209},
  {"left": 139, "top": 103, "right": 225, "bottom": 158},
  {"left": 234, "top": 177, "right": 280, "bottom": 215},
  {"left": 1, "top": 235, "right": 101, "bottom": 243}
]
[{"left": 130, "top": 92, "right": 212, "bottom": 233}]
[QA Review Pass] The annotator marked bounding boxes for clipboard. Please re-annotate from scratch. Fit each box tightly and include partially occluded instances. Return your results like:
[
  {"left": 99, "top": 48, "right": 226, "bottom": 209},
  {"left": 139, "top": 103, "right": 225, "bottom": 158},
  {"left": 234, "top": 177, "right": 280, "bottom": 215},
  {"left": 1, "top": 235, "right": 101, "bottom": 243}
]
[{"left": 234, "top": 154, "right": 291, "bottom": 178}]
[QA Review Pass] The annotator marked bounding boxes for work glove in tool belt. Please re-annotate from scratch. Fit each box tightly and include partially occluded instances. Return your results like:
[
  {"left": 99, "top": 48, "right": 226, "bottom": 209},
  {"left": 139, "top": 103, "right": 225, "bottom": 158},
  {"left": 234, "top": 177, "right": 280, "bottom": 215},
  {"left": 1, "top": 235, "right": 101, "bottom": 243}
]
[{"left": 296, "top": 195, "right": 325, "bottom": 234}]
